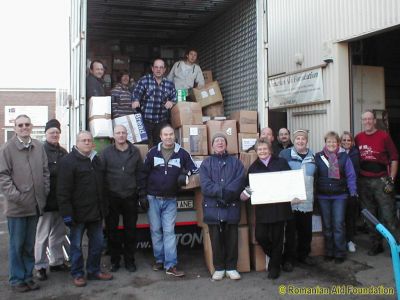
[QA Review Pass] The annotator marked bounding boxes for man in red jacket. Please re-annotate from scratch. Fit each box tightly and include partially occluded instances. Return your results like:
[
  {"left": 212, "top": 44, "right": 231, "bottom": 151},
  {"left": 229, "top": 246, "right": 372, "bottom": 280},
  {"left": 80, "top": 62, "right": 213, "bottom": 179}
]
[{"left": 355, "top": 110, "right": 399, "bottom": 256}]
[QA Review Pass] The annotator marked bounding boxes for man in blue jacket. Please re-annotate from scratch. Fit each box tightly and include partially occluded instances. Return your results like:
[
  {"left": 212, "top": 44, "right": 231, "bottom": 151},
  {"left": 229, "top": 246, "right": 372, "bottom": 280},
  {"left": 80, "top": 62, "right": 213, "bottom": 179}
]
[
  {"left": 143, "top": 124, "right": 198, "bottom": 277},
  {"left": 199, "top": 133, "right": 245, "bottom": 281}
]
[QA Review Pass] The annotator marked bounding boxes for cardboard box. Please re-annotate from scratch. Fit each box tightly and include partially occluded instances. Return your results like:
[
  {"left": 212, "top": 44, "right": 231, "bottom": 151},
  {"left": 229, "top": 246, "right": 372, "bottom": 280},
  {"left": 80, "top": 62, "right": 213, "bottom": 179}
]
[
  {"left": 134, "top": 144, "right": 149, "bottom": 162},
  {"left": 190, "top": 81, "right": 223, "bottom": 108},
  {"left": 250, "top": 244, "right": 266, "bottom": 271},
  {"left": 113, "top": 113, "right": 148, "bottom": 143},
  {"left": 194, "top": 189, "right": 247, "bottom": 227},
  {"left": 239, "top": 152, "right": 258, "bottom": 173},
  {"left": 238, "top": 133, "right": 259, "bottom": 152},
  {"left": 206, "top": 120, "right": 238, "bottom": 154},
  {"left": 171, "top": 102, "right": 203, "bottom": 129},
  {"left": 310, "top": 232, "right": 325, "bottom": 257},
  {"left": 203, "top": 70, "right": 213, "bottom": 84},
  {"left": 178, "top": 125, "right": 208, "bottom": 156},
  {"left": 88, "top": 96, "right": 113, "bottom": 138},
  {"left": 113, "top": 55, "right": 130, "bottom": 70},
  {"left": 203, "top": 225, "right": 250, "bottom": 275},
  {"left": 202, "top": 102, "right": 224, "bottom": 117},
  {"left": 230, "top": 111, "right": 258, "bottom": 133}
]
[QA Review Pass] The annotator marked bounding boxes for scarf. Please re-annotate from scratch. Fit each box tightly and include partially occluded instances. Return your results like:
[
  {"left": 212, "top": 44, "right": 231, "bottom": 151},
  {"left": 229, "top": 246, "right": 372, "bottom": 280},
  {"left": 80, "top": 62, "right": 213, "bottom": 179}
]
[{"left": 323, "top": 146, "right": 340, "bottom": 179}]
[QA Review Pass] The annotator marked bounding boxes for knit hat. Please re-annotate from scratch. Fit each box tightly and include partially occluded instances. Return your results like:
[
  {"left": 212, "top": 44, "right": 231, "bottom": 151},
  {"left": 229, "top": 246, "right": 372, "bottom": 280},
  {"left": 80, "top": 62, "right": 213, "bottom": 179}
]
[
  {"left": 293, "top": 129, "right": 308, "bottom": 140},
  {"left": 45, "top": 119, "right": 61, "bottom": 133},
  {"left": 212, "top": 132, "right": 228, "bottom": 145}
]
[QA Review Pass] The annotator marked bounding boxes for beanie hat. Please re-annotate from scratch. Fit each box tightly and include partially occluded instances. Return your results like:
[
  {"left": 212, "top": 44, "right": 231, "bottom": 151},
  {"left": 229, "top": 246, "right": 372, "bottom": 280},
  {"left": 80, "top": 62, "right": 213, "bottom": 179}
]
[
  {"left": 45, "top": 119, "right": 61, "bottom": 133},
  {"left": 293, "top": 129, "right": 308, "bottom": 140},
  {"left": 212, "top": 132, "right": 228, "bottom": 145}
]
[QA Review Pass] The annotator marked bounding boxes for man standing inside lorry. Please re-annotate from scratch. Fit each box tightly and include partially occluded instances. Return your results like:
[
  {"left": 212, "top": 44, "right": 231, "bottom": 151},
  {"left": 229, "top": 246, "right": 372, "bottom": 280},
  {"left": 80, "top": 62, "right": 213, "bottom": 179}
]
[
  {"left": 0, "top": 114, "right": 50, "bottom": 292},
  {"left": 142, "top": 124, "right": 198, "bottom": 277},
  {"left": 86, "top": 60, "right": 106, "bottom": 100},
  {"left": 132, "top": 58, "right": 176, "bottom": 147},
  {"left": 167, "top": 48, "right": 205, "bottom": 90}
]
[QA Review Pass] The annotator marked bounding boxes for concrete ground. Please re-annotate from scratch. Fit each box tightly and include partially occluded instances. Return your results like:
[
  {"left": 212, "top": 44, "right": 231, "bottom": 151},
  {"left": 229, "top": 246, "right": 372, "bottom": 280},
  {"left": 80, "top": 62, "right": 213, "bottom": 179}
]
[{"left": 0, "top": 198, "right": 397, "bottom": 300}]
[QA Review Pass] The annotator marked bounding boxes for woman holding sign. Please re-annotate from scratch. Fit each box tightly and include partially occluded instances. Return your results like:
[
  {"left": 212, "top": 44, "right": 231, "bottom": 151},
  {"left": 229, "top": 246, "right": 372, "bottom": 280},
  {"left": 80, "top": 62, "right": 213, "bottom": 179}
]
[
  {"left": 240, "top": 138, "right": 293, "bottom": 279},
  {"left": 315, "top": 131, "right": 357, "bottom": 264}
]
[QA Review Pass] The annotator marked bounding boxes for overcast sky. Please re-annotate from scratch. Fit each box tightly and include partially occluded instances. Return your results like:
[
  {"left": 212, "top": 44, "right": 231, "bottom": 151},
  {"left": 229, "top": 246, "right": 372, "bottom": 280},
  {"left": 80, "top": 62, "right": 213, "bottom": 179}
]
[{"left": 0, "top": 0, "right": 70, "bottom": 89}]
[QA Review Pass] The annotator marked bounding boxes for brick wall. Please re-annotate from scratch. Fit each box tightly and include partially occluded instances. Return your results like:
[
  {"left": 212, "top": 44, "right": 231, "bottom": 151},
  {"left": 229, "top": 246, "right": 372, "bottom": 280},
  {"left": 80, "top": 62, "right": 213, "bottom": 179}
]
[{"left": 0, "top": 90, "right": 56, "bottom": 145}]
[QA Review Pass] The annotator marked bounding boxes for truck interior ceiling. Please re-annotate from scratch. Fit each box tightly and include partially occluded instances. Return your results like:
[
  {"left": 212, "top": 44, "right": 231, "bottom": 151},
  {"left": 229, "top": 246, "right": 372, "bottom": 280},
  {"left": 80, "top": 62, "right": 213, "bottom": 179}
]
[
  {"left": 349, "top": 27, "right": 400, "bottom": 148},
  {"left": 86, "top": 0, "right": 258, "bottom": 115}
]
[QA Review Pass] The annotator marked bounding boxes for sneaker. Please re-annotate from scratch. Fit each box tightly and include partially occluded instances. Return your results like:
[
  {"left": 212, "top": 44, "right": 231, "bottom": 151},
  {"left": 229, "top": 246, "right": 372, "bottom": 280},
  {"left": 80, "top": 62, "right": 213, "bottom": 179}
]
[
  {"left": 165, "top": 266, "right": 185, "bottom": 277},
  {"left": 152, "top": 262, "right": 164, "bottom": 271},
  {"left": 25, "top": 280, "right": 40, "bottom": 290},
  {"left": 73, "top": 276, "right": 87, "bottom": 287},
  {"left": 226, "top": 270, "right": 241, "bottom": 280},
  {"left": 282, "top": 261, "right": 294, "bottom": 272},
  {"left": 212, "top": 270, "right": 225, "bottom": 281},
  {"left": 11, "top": 282, "right": 30, "bottom": 293},
  {"left": 367, "top": 244, "right": 384, "bottom": 256},
  {"left": 347, "top": 241, "right": 356, "bottom": 253},
  {"left": 36, "top": 268, "right": 47, "bottom": 281},
  {"left": 49, "top": 263, "right": 70, "bottom": 272},
  {"left": 87, "top": 272, "right": 113, "bottom": 281}
]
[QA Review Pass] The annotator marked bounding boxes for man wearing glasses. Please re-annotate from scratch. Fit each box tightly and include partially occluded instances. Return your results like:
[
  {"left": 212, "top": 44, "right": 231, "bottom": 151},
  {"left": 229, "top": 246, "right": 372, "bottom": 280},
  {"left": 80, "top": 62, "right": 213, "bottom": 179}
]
[
  {"left": 132, "top": 58, "right": 176, "bottom": 147},
  {"left": 0, "top": 114, "right": 50, "bottom": 292}
]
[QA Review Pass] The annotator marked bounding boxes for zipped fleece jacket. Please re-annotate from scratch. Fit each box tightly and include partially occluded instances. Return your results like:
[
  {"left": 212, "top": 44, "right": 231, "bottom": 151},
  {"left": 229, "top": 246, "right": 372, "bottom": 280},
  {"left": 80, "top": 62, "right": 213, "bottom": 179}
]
[
  {"left": 143, "top": 142, "right": 198, "bottom": 197},
  {"left": 200, "top": 152, "right": 245, "bottom": 224},
  {"left": 57, "top": 147, "right": 107, "bottom": 223},
  {"left": 0, "top": 135, "right": 50, "bottom": 217}
]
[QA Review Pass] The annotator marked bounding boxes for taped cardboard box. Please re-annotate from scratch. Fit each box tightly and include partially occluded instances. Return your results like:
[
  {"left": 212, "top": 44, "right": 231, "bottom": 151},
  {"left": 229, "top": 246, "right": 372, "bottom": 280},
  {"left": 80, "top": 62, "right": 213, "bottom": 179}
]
[
  {"left": 134, "top": 144, "right": 149, "bottom": 162},
  {"left": 88, "top": 96, "right": 113, "bottom": 138},
  {"left": 203, "top": 225, "right": 250, "bottom": 275},
  {"left": 113, "top": 55, "right": 130, "bottom": 70},
  {"left": 239, "top": 152, "right": 258, "bottom": 173},
  {"left": 194, "top": 189, "right": 247, "bottom": 227},
  {"left": 230, "top": 111, "right": 258, "bottom": 133},
  {"left": 178, "top": 125, "right": 208, "bottom": 156},
  {"left": 250, "top": 244, "right": 266, "bottom": 271},
  {"left": 202, "top": 102, "right": 224, "bottom": 117},
  {"left": 203, "top": 70, "right": 213, "bottom": 84},
  {"left": 182, "top": 156, "right": 208, "bottom": 190},
  {"left": 238, "top": 133, "right": 259, "bottom": 153},
  {"left": 190, "top": 81, "right": 223, "bottom": 108},
  {"left": 171, "top": 102, "right": 203, "bottom": 129},
  {"left": 206, "top": 120, "right": 238, "bottom": 154},
  {"left": 310, "top": 232, "right": 325, "bottom": 257},
  {"left": 113, "top": 113, "right": 148, "bottom": 143}
]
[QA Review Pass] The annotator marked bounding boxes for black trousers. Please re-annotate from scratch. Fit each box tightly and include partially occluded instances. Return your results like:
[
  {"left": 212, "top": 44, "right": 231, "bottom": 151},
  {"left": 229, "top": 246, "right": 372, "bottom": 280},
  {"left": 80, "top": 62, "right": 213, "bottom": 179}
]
[
  {"left": 208, "top": 223, "right": 238, "bottom": 271},
  {"left": 345, "top": 196, "right": 358, "bottom": 242},
  {"left": 107, "top": 195, "right": 138, "bottom": 265},
  {"left": 256, "top": 221, "right": 285, "bottom": 270},
  {"left": 144, "top": 120, "right": 167, "bottom": 148},
  {"left": 283, "top": 211, "right": 313, "bottom": 263}
]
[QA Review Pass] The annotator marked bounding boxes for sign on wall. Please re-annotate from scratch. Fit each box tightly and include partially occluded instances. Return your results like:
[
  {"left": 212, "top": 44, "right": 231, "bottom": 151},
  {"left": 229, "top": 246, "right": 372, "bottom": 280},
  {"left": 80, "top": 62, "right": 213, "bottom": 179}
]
[
  {"left": 268, "top": 68, "right": 324, "bottom": 109},
  {"left": 4, "top": 106, "right": 48, "bottom": 126}
]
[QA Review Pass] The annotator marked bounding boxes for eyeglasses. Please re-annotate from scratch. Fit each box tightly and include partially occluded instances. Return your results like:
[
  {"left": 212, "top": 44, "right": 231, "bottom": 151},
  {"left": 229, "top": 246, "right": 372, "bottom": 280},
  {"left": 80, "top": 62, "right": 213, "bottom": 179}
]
[
  {"left": 79, "top": 139, "right": 93, "bottom": 143},
  {"left": 17, "top": 123, "right": 31, "bottom": 128}
]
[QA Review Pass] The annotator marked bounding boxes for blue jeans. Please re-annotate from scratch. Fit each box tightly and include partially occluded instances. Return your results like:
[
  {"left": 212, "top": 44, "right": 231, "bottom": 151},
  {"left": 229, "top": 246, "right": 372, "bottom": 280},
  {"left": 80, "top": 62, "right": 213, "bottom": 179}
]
[
  {"left": 318, "top": 195, "right": 347, "bottom": 258},
  {"left": 147, "top": 195, "right": 177, "bottom": 269},
  {"left": 7, "top": 215, "right": 38, "bottom": 286},
  {"left": 69, "top": 220, "right": 103, "bottom": 278}
]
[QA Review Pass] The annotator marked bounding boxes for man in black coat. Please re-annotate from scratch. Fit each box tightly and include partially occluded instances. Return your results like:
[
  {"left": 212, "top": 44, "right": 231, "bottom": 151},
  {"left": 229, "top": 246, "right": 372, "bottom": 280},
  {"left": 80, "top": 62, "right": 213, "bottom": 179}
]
[
  {"left": 101, "top": 125, "right": 146, "bottom": 273},
  {"left": 35, "top": 119, "right": 68, "bottom": 281},
  {"left": 57, "top": 131, "right": 112, "bottom": 287}
]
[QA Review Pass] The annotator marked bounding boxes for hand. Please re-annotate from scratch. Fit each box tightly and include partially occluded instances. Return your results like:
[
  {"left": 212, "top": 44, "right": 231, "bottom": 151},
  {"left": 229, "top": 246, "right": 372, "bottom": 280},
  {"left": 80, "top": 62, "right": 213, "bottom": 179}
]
[
  {"left": 63, "top": 216, "right": 73, "bottom": 227},
  {"left": 132, "top": 101, "right": 140, "bottom": 109},
  {"left": 138, "top": 196, "right": 149, "bottom": 212},
  {"left": 291, "top": 198, "right": 303, "bottom": 204},
  {"left": 164, "top": 100, "right": 174, "bottom": 109},
  {"left": 240, "top": 190, "right": 250, "bottom": 201},
  {"left": 177, "top": 174, "right": 189, "bottom": 187},
  {"left": 382, "top": 177, "right": 395, "bottom": 194}
]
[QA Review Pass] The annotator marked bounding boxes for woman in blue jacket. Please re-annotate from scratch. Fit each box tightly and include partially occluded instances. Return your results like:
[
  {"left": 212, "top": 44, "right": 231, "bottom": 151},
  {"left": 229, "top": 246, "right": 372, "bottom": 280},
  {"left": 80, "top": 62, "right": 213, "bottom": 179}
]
[
  {"left": 200, "top": 133, "right": 245, "bottom": 281},
  {"left": 315, "top": 131, "right": 357, "bottom": 263}
]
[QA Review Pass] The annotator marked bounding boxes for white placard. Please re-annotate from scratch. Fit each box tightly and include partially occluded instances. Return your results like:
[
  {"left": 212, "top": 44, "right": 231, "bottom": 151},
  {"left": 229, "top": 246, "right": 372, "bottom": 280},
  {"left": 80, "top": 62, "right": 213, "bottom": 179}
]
[
  {"left": 189, "top": 127, "right": 199, "bottom": 135},
  {"left": 249, "top": 169, "right": 306, "bottom": 204},
  {"left": 5, "top": 106, "right": 48, "bottom": 126},
  {"left": 201, "top": 91, "right": 208, "bottom": 98},
  {"left": 268, "top": 68, "right": 324, "bottom": 108},
  {"left": 209, "top": 88, "right": 216, "bottom": 96}
]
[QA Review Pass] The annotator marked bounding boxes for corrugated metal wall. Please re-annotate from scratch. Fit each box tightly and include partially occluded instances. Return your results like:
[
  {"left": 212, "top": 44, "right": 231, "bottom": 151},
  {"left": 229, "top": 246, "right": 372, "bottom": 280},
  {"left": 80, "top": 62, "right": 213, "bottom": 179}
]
[{"left": 190, "top": 0, "right": 258, "bottom": 115}]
